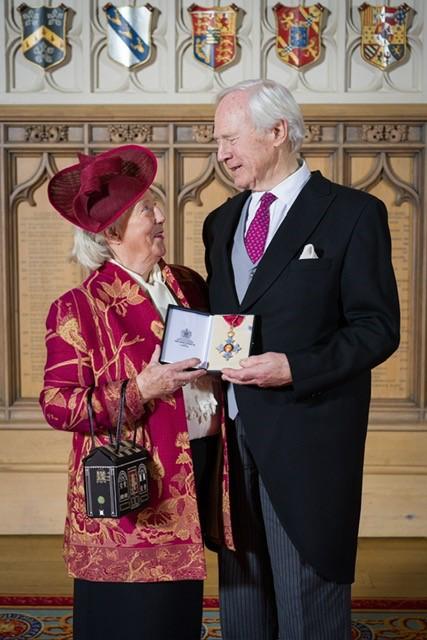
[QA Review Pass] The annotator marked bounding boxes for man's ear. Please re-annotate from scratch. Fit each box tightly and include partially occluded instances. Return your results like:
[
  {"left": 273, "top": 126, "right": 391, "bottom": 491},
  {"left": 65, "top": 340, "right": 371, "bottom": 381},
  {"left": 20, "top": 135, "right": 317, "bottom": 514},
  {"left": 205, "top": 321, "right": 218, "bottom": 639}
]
[{"left": 272, "top": 119, "right": 288, "bottom": 147}]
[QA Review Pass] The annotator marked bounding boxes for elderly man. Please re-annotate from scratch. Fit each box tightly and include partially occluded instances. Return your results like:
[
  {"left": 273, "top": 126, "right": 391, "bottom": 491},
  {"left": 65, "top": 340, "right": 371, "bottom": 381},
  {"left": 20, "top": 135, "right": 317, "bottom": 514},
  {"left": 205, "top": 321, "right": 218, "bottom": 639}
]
[{"left": 203, "top": 80, "right": 400, "bottom": 640}]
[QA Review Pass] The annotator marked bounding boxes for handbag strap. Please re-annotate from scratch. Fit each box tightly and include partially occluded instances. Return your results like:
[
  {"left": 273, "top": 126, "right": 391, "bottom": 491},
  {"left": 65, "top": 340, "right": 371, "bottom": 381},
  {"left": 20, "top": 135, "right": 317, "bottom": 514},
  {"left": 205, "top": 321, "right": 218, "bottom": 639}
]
[
  {"left": 86, "top": 387, "right": 96, "bottom": 450},
  {"left": 87, "top": 380, "right": 129, "bottom": 452},
  {"left": 114, "top": 379, "right": 129, "bottom": 454}
]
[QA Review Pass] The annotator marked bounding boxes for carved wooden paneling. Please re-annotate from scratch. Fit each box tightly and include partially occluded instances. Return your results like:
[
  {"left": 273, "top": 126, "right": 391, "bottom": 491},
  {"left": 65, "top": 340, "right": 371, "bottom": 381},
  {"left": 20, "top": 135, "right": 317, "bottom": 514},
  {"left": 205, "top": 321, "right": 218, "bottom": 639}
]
[
  {"left": 0, "top": 105, "right": 426, "bottom": 535},
  {"left": 349, "top": 153, "right": 420, "bottom": 412}
]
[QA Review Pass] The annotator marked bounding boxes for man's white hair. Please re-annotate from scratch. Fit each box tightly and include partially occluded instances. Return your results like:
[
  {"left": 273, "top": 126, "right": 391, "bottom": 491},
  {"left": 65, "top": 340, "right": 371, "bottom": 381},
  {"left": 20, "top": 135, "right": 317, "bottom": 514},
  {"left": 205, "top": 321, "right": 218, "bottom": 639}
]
[{"left": 216, "top": 79, "right": 305, "bottom": 153}]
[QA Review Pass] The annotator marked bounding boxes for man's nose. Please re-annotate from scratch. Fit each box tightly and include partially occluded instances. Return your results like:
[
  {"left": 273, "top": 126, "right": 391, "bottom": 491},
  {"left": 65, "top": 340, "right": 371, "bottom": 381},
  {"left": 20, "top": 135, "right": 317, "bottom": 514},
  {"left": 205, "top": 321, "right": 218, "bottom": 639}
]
[{"left": 217, "top": 140, "right": 231, "bottom": 162}]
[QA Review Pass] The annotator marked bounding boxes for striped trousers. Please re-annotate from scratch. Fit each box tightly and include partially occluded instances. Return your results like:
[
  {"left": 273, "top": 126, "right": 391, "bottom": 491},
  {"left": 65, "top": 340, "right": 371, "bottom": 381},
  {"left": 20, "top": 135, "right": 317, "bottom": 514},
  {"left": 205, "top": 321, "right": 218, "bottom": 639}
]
[{"left": 219, "top": 415, "right": 352, "bottom": 640}]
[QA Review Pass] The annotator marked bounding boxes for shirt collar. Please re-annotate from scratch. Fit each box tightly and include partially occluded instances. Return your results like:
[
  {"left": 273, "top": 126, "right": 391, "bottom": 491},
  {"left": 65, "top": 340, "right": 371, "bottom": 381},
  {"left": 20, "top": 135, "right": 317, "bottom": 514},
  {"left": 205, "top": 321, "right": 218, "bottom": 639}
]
[{"left": 251, "top": 160, "right": 311, "bottom": 207}]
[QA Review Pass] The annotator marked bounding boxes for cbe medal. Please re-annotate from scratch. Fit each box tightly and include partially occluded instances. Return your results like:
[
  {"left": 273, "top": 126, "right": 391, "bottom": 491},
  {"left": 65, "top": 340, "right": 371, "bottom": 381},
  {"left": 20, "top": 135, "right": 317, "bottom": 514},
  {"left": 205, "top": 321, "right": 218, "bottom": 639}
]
[{"left": 217, "top": 315, "right": 245, "bottom": 361}]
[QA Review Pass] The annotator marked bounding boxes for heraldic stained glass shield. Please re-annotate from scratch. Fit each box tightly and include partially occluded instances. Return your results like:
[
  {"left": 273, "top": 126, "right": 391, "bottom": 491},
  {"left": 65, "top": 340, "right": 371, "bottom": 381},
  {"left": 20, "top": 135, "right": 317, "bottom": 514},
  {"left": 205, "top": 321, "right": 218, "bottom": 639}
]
[
  {"left": 103, "top": 3, "right": 153, "bottom": 69},
  {"left": 18, "top": 4, "right": 69, "bottom": 70},
  {"left": 188, "top": 4, "right": 239, "bottom": 70},
  {"left": 273, "top": 3, "right": 325, "bottom": 69},
  {"left": 358, "top": 3, "right": 411, "bottom": 71}
]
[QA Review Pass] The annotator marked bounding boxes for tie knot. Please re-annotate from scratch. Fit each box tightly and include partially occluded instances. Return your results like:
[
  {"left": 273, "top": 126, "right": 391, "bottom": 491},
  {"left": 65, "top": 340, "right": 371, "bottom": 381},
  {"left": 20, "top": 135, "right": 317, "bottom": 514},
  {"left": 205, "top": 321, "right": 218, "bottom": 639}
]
[{"left": 259, "top": 192, "right": 277, "bottom": 208}]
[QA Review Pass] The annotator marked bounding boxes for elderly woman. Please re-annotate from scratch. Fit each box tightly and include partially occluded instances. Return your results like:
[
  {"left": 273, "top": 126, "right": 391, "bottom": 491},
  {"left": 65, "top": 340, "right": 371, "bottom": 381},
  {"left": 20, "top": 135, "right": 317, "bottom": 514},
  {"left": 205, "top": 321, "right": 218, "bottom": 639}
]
[{"left": 40, "top": 145, "right": 233, "bottom": 640}]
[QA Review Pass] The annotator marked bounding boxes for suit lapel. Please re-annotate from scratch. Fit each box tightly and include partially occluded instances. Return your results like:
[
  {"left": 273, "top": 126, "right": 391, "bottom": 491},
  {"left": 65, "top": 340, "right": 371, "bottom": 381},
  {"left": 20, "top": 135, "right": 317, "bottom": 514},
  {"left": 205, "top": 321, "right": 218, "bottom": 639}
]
[{"left": 240, "top": 172, "right": 336, "bottom": 311}]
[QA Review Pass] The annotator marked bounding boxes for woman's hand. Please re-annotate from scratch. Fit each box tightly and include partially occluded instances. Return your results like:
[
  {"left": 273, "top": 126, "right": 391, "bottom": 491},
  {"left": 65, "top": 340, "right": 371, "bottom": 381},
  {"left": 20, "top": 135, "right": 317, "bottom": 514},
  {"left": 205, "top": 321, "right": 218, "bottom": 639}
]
[{"left": 136, "top": 345, "right": 206, "bottom": 401}]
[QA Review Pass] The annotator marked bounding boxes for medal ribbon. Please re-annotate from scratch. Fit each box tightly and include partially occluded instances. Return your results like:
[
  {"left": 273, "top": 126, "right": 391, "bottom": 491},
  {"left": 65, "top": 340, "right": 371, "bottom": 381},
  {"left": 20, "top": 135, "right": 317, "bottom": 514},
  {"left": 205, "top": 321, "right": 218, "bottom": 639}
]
[{"left": 223, "top": 315, "right": 245, "bottom": 328}]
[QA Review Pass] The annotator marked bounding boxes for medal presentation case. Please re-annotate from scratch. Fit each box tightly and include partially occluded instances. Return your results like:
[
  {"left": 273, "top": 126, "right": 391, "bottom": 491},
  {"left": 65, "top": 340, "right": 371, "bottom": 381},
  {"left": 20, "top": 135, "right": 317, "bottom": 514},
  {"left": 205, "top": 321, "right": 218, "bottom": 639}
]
[{"left": 160, "top": 305, "right": 255, "bottom": 371}]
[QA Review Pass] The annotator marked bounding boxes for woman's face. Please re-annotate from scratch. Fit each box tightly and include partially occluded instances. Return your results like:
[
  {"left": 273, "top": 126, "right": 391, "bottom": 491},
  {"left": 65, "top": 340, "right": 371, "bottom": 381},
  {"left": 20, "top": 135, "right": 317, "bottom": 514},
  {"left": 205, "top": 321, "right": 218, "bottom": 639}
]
[{"left": 120, "top": 190, "right": 166, "bottom": 265}]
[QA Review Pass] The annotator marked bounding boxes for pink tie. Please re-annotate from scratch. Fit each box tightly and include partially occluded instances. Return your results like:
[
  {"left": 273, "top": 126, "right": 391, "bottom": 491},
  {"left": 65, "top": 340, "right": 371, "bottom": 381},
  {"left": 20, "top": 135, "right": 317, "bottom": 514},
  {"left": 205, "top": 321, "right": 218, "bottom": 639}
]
[{"left": 244, "top": 192, "right": 277, "bottom": 263}]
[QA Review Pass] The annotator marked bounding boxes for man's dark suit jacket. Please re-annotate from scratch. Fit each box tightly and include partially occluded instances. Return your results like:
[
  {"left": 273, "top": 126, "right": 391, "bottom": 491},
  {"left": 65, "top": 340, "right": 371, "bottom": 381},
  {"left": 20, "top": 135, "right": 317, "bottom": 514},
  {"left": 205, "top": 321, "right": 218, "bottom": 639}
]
[{"left": 203, "top": 171, "right": 400, "bottom": 584}]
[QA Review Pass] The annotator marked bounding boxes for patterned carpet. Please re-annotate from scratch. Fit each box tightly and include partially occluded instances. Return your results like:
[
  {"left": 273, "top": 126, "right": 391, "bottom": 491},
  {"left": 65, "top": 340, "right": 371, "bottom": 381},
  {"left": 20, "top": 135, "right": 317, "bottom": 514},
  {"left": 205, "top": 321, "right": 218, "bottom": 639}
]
[{"left": 0, "top": 596, "right": 426, "bottom": 639}]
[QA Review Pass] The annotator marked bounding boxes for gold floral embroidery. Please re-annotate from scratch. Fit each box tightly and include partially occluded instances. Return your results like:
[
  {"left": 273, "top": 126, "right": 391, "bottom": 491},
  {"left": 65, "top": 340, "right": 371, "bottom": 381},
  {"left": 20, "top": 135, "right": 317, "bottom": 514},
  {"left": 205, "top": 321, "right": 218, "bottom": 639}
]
[
  {"left": 66, "top": 542, "right": 205, "bottom": 583},
  {"left": 176, "top": 451, "right": 191, "bottom": 465},
  {"left": 149, "top": 565, "right": 173, "bottom": 580},
  {"left": 43, "top": 388, "right": 66, "bottom": 407},
  {"left": 57, "top": 314, "right": 88, "bottom": 353},
  {"left": 136, "top": 495, "right": 199, "bottom": 544},
  {"left": 150, "top": 320, "right": 164, "bottom": 340},
  {"left": 173, "top": 433, "right": 196, "bottom": 498},
  {"left": 135, "top": 429, "right": 200, "bottom": 545},
  {"left": 91, "top": 394, "right": 103, "bottom": 414},
  {"left": 95, "top": 297, "right": 107, "bottom": 313},
  {"left": 175, "top": 432, "right": 190, "bottom": 449},
  {"left": 68, "top": 392, "right": 77, "bottom": 411},
  {"left": 223, "top": 492, "right": 230, "bottom": 515},
  {"left": 142, "top": 427, "right": 152, "bottom": 451},
  {"left": 162, "top": 265, "right": 190, "bottom": 309},
  {"left": 98, "top": 275, "right": 145, "bottom": 316},
  {"left": 170, "top": 465, "right": 191, "bottom": 492},
  {"left": 148, "top": 446, "right": 165, "bottom": 498},
  {"left": 124, "top": 354, "right": 138, "bottom": 378}
]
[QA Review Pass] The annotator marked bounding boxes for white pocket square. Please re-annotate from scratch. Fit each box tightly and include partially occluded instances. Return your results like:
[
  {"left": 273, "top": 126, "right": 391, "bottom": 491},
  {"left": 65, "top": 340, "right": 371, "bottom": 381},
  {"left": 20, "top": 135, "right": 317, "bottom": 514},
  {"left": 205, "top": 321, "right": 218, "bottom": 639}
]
[{"left": 299, "top": 244, "right": 319, "bottom": 260}]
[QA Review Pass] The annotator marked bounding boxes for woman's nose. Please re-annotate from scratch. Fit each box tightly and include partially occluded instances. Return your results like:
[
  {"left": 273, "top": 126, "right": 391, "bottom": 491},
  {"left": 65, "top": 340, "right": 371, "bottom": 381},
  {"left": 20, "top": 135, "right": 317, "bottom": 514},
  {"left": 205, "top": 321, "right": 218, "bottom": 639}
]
[{"left": 154, "top": 204, "right": 166, "bottom": 223}]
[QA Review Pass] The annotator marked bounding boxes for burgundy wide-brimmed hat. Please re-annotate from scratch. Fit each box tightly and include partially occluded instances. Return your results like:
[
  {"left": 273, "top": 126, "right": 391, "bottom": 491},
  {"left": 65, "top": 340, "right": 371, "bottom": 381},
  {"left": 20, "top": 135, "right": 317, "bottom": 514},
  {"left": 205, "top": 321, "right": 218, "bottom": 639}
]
[{"left": 48, "top": 144, "right": 157, "bottom": 233}]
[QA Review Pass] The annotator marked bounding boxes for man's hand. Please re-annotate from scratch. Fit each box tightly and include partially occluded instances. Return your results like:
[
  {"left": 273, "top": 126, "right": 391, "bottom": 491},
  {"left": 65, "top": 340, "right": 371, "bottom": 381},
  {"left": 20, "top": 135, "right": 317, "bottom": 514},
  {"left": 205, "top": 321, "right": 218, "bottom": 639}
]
[{"left": 221, "top": 352, "right": 293, "bottom": 387}]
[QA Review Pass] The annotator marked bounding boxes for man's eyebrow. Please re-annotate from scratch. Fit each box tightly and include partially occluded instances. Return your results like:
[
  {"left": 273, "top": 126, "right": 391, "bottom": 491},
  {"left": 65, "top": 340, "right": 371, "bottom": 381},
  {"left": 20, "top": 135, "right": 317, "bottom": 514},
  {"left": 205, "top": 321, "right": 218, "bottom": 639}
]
[{"left": 213, "top": 134, "right": 237, "bottom": 142}]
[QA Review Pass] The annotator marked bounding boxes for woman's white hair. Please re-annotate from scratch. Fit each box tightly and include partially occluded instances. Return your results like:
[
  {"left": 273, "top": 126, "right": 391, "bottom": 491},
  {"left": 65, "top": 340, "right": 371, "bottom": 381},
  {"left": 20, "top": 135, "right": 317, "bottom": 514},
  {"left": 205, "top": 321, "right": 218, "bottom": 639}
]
[
  {"left": 71, "top": 219, "right": 122, "bottom": 271},
  {"left": 217, "top": 79, "right": 305, "bottom": 153}
]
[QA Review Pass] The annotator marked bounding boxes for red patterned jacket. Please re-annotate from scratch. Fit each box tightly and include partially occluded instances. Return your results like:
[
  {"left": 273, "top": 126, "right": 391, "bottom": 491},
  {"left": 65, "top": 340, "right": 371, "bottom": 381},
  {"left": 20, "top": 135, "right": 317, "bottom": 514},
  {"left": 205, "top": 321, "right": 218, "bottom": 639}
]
[{"left": 40, "top": 260, "right": 233, "bottom": 583}]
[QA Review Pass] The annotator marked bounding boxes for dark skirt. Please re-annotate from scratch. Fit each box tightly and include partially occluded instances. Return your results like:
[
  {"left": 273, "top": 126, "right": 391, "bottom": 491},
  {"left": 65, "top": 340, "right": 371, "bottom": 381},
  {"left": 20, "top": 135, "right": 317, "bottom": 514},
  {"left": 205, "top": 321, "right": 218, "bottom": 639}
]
[
  {"left": 73, "top": 578, "right": 203, "bottom": 640},
  {"left": 73, "top": 434, "right": 219, "bottom": 640}
]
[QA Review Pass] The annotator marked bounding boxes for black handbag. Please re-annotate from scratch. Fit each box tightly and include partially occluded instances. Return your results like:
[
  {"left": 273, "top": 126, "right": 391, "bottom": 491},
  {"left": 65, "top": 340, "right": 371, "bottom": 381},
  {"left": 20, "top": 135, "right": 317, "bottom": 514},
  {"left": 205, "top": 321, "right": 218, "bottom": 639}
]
[{"left": 83, "top": 380, "right": 150, "bottom": 518}]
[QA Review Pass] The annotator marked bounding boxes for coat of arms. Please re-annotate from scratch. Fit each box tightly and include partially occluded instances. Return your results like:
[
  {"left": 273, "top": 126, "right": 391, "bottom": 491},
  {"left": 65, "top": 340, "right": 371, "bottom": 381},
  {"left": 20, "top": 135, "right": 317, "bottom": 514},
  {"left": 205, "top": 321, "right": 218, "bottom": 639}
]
[
  {"left": 188, "top": 4, "right": 239, "bottom": 70},
  {"left": 103, "top": 3, "right": 153, "bottom": 69},
  {"left": 273, "top": 3, "right": 325, "bottom": 69},
  {"left": 18, "top": 3, "right": 69, "bottom": 70},
  {"left": 358, "top": 3, "right": 411, "bottom": 70}
]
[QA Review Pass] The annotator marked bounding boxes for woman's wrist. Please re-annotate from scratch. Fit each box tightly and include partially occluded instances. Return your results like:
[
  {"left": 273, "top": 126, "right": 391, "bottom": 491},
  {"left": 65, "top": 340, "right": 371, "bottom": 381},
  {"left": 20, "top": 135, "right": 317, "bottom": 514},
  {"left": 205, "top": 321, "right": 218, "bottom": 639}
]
[
  {"left": 136, "top": 376, "right": 146, "bottom": 403},
  {"left": 126, "top": 377, "right": 146, "bottom": 417}
]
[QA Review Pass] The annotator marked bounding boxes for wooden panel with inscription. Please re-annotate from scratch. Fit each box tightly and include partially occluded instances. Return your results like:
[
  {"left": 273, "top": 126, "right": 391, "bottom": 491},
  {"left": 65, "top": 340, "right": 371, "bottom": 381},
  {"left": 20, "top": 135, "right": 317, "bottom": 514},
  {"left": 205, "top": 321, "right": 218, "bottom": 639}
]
[
  {"left": 179, "top": 154, "right": 235, "bottom": 275},
  {"left": 17, "top": 182, "right": 81, "bottom": 399},
  {"left": 349, "top": 153, "right": 418, "bottom": 404},
  {"left": 0, "top": 106, "right": 426, "bottom": 535}
]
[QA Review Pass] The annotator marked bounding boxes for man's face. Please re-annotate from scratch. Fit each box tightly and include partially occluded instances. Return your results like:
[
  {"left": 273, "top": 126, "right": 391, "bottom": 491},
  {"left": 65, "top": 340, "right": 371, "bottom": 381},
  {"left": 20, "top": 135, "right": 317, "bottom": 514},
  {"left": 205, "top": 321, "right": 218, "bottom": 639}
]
[{"left": 214, "top": 91, "right": 279, "bottom": 191}]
